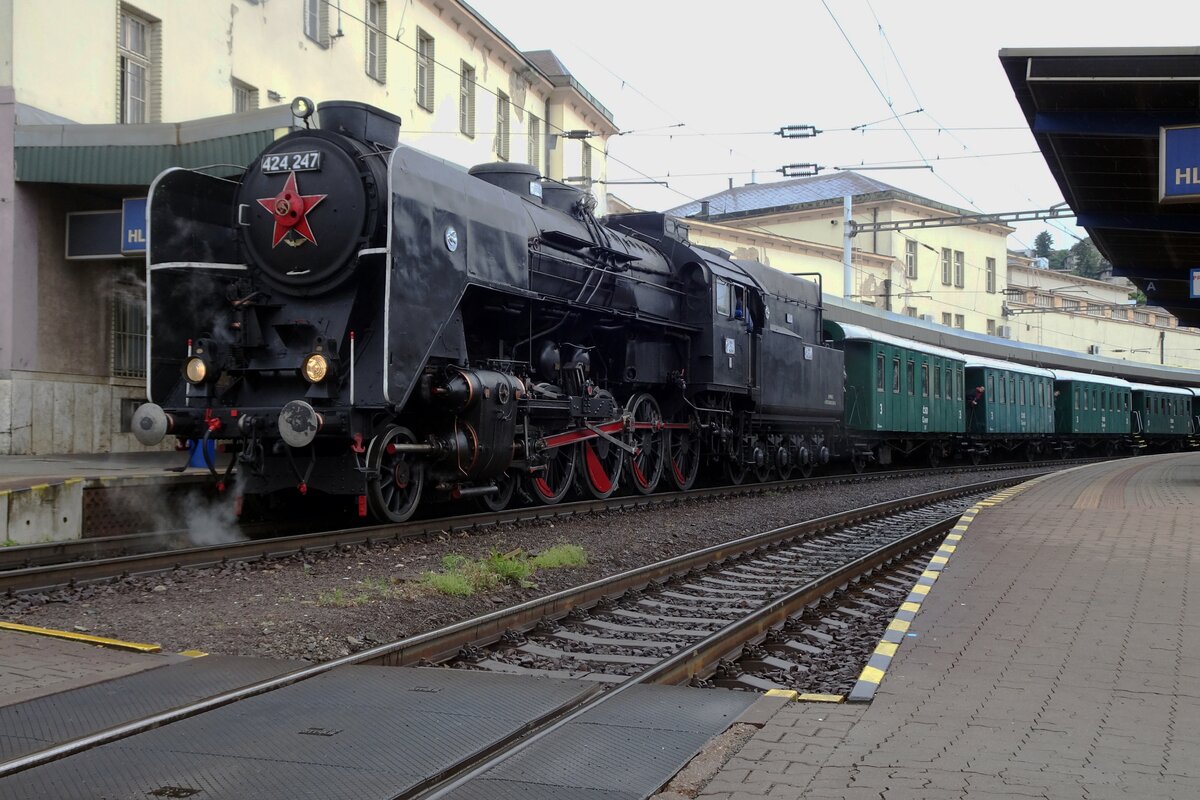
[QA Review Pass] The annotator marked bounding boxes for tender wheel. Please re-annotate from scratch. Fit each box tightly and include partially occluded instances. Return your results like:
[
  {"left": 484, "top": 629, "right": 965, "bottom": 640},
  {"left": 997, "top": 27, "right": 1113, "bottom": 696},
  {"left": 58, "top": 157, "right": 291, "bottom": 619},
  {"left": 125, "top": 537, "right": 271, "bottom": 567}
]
[
  {"left": 626, "top": 394, "right": 665, "bottom": 495},
  {"left": 850, "top": 450, "right": 868, "bottom": 474},
  {"left": 527, "top": 445, "right": 577, "bottom": 505},
  {"left": 581, "top": 436, "right": 624, "bottom": 499},
  {"left": 666, "top": 412, "right": 701, "bottom": 491},
  {"left": 365, "top": 426, "right": 425, "bottom": 523},
  {"left": 753, "top": 441, "right": 774, "bottom": 483},
  {"left": 476, "top": 469, "right": 518, "bottom": 512}
]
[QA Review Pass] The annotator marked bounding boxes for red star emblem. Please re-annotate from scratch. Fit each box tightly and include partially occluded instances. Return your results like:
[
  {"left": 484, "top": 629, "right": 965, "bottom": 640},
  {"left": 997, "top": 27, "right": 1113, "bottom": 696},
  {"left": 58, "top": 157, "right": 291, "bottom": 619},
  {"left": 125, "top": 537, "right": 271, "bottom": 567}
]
[{"left": 256, "top": 171, "right": 327, "bottom": 247}]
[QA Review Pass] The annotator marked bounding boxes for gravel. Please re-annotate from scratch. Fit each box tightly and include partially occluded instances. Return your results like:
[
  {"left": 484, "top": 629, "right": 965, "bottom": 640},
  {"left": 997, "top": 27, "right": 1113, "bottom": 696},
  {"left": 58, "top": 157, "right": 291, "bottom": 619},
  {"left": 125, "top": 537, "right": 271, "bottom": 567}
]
[{"left": 2, "top": 467, "right": 1053, "bottom": 662}]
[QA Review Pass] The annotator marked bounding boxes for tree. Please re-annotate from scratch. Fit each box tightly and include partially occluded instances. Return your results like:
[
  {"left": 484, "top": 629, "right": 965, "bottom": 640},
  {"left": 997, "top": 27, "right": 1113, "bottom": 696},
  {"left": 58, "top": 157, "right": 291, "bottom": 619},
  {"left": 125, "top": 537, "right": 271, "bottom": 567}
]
[
  {"left": 1068, "top": 237, "right": 1109, "bottom": 280},
  {"left": 1033, "top": 231, "right": 1054, "bottom": 259}
]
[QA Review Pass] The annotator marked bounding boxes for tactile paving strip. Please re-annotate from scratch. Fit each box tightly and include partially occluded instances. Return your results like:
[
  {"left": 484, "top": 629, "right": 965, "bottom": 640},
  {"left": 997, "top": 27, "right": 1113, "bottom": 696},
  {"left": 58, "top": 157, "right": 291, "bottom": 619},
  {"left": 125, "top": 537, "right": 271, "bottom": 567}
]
[{"left": 0, "top": 656, "right": 306, "bottom": 761}]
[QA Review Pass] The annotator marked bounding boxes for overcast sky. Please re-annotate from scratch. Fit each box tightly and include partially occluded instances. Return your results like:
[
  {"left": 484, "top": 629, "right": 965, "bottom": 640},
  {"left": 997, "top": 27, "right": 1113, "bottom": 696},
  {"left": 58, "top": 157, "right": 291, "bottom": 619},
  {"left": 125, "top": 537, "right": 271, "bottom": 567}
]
[{"left": 468, "top": 0, "right": 1196, "bottom": 250}]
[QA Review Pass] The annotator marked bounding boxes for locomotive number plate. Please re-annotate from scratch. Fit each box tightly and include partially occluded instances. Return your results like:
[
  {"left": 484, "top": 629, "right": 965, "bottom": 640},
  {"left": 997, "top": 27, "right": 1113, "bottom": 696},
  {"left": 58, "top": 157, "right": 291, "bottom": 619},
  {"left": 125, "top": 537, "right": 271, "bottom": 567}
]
[{"left": 260, "top": 150, "right": 322, "bottom": 174}]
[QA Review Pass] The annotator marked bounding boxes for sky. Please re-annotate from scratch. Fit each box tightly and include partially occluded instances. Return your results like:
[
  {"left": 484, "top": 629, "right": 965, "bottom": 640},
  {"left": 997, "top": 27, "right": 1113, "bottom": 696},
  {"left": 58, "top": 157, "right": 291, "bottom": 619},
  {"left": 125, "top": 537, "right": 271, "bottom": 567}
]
[{"left": 467, "top": 0, "right": 1198, "bottom": 250}]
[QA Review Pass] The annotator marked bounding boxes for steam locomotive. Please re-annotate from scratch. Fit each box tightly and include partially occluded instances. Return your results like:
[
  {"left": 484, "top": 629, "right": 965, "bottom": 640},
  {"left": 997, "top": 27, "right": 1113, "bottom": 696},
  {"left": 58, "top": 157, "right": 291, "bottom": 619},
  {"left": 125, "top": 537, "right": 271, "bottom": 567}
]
[{"left": 132, "top": 99, "right": 844, "bottom": 522}]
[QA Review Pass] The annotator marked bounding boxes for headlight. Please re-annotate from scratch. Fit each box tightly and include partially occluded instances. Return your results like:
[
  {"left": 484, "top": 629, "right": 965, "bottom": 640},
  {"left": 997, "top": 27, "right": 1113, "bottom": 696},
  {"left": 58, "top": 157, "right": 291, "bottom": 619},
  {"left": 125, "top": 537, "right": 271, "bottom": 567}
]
[
  {"left": 302, "top": 353, "right": 329, "bottom": 383},
  {"left": 185, "top": 357, "right": 208, "bottom": 384}
]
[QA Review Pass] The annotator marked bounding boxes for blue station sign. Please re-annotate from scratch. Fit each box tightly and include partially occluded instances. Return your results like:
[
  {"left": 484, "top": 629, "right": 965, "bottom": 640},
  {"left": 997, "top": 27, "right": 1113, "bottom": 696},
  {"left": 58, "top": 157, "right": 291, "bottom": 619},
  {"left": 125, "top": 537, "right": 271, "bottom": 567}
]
[
  {"left": 1160, "top": 125, "right": 1200, "bottom": 203},
  {"left": 121, "top": 197, "right": 147, "bottom": 255}
]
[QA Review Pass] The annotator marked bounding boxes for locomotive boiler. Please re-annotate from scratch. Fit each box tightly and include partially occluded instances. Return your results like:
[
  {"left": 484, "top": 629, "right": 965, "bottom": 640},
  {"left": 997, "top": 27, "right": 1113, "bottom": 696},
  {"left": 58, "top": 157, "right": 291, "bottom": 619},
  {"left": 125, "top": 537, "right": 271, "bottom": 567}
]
[{"left": 132, "top": 99, "right": 844, "bottom": 522}]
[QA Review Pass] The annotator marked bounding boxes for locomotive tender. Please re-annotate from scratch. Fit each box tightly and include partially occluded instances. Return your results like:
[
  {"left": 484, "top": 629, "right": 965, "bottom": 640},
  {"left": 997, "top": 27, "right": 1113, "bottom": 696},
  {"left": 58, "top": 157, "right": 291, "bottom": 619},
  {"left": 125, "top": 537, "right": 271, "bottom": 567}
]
[{"left": 132, "top": 99, "right": 844, "bottom": 522}]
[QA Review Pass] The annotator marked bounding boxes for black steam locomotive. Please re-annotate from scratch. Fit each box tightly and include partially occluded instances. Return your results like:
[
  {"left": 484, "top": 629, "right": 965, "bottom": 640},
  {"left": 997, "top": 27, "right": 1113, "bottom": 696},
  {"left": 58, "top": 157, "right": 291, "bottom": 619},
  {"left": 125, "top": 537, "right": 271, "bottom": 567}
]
[{"left": 133, "top": 99, "right": 844, "bottom": 521}]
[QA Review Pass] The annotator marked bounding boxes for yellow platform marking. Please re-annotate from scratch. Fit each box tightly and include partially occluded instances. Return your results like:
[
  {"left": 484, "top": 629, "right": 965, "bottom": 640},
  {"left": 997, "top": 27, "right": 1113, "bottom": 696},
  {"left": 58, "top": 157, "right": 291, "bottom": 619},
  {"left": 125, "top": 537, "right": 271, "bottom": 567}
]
[
  {"left": 900, "top": 601, "right": 922, "bottom": 614},
  {"left": 798, "top": 693, "right": 844, "bottom": 703},
  {"left": 874, "top": 641, "right": 898, "bottom": 657},
  {"left": 180, "top": 649, "right": 209, "bottom": 658},
  {"left": 921, "top": 570, "right": 941, "bottom": 580},
  {"left": 945, "top": 533, "right": 963, "bottom": 542},
  {"left": 764, "top": 688, "right": 798, "bottom": 700},
  {"left": 929, "top": 555, "right": 949, "bottom": 565},
  {"left": 28, "top": 484, "right": 49, "bottom": 493},
  {"left": 858, "top": 665, "right": 886, "bottom": 685},
  {"left": 0, "top": 621, "right": 161, "bottom": 653},
  {"left": 910, "top": 583, "right": 931, "bottom": 596},
  {"left": 887, "top": 619, "right": 910, "bottom": 634},
  {"left": 939, "top": 544, "right": 957, "bottom": 554}
]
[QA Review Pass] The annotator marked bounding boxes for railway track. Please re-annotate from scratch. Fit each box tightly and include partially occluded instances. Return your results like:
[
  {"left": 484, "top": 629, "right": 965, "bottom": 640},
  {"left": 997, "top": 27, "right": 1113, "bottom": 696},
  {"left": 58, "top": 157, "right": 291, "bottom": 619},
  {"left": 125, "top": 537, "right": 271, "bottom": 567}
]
[
  {"left": 0, "top": 474, "right": 1026, "bottom": 784},
  {"left": 0, "top": 459, "right": 1085, "bottom": 595}
]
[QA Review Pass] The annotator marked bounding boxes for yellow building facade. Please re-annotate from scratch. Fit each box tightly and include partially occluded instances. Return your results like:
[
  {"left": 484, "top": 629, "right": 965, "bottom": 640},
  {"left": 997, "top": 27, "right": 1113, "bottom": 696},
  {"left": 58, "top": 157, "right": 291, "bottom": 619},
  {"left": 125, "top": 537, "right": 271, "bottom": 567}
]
[{"left": 0, "top": 0, "right": 616, "bottom": 455}]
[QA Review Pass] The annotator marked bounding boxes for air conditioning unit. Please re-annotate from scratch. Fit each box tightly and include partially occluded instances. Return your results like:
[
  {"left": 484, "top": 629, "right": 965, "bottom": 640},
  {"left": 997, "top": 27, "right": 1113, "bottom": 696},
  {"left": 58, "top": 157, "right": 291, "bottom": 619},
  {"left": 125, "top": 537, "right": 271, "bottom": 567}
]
[
  {"left": 920, "top": 314, "right": 936, "bottom": 323},
  {"left": 997, "top": 324, "right": 1013, "bottom": 339}
]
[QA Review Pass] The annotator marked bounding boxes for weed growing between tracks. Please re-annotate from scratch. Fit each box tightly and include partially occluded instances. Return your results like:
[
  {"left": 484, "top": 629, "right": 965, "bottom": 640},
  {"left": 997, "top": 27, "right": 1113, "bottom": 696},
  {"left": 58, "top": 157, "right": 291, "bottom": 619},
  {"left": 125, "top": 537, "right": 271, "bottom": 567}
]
[{"left": 423, "top": 544, "right": 588, "bottom": 596}]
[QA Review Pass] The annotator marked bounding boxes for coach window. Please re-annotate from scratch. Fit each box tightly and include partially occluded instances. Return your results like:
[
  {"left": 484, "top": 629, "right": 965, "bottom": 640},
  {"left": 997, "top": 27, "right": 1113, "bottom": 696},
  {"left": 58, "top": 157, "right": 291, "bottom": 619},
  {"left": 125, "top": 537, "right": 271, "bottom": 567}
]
[
  {"left": 921, "top": 364, "right": 929, "bottom": 397},
  {"left": 1092, "top": 389, "right": 1098, "bottom": 411},
  {"left": 876, "top": 354, "right": 885, "bottom": 392},
  {"left": 1074, "top": 388, "right": 1079, "bottom": 410},
  {"left": 944, "top": 367, "right": 952, "bottom": 399},
  {"left": 906, "top": 360, "right": 915, "bottom": 396},
  {"left": 893, "top": 358, "right": 901, "bottom": 393},
  {"left": 1020, "top": 379, "right": 1026, "bottom": 406},
  {"left": 715, "top": 280, "right": 730, "bottom": 316},
  {"left": 934, "top": 365, "right": 941, "bottom": 399}
]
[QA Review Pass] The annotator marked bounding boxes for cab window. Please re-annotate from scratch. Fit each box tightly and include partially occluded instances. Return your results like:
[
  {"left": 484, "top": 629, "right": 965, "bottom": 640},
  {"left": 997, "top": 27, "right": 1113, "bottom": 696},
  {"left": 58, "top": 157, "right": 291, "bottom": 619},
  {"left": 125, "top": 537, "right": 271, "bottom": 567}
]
[{"left": 716, "top": 280, "right": 730, "bottom": 316}]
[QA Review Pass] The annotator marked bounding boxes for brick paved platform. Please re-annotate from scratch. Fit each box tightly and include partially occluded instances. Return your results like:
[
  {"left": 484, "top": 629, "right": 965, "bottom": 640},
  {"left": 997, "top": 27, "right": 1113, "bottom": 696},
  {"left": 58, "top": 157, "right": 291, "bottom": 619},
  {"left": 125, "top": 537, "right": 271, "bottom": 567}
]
[
  {"left": 697, "top": 453, "right": 1200, "bottom": 799},
  {"left": 0, "top": 630, "right": 185, "bottom": 707}
]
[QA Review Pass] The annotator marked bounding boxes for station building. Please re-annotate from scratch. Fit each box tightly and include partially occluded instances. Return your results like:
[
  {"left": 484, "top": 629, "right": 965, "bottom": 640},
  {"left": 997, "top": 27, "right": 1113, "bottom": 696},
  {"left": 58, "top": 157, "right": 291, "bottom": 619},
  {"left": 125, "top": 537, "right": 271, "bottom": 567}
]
[{"left": 0, "top": 0, "right": 616, "bottom": 455}]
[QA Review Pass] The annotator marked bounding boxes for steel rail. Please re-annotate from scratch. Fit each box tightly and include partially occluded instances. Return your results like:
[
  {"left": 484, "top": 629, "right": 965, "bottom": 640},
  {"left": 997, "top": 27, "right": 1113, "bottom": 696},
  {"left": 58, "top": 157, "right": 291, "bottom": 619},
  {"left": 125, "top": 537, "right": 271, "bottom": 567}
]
[
  {"left": 0, "top": 460, "right": 1083, "bottom": 593},
  {"left": 0, "top": 472, "right": 1034, "bottom": 779},
  {"left": 412, "top": 515, "right": 958, "bottom": 800}
]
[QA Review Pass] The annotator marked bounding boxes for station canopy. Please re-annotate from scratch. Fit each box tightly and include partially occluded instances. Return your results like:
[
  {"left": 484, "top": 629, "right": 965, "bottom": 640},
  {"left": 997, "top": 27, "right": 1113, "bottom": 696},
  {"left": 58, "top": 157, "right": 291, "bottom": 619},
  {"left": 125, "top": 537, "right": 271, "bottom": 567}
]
[{"left": 1000, "top": 47, "right": 1200, "bottom": 326}]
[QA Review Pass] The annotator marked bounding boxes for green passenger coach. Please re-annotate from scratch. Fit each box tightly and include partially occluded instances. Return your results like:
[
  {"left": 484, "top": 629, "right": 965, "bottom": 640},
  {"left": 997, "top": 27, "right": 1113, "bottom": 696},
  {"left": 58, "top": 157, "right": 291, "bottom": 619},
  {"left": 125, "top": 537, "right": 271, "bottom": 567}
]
[
  {"left": 1051, "top": 370, "right": 1132, "bottom": 437},
  {"left": 964, "top": 356, "right": 1055, "bottom": 436},
  {"left": 1129, "top": 382, "right": 1192, "bottom": 445}
]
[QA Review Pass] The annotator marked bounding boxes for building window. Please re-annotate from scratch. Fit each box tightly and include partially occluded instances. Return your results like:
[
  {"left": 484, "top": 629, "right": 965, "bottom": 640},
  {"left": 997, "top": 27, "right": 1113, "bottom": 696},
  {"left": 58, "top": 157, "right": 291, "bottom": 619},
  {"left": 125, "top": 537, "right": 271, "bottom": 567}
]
[
  {"left": 1156, "top": 316, "right": 1171, "bottom": 327},
  {"left": 1062, "top": 298, "right": 1080, "bottom": 311},
  {"left": 1087, "top": 304, "right": 1104, "bottom": 316},
  {"left": 954, "top": 314, "right": 965, "bottom": 329},
  {"left": 905, "top": 240, "right": 918, "bottom": 279},
  {"left": 112, "top": 286, "right": 146, "bottom": 379},
  {"left": 528, "top": 116, "right": 540, "bottom": 171},
  {"left": 232, "top": 78, "right": 258, "bottom": 113},
  {"left": 941, "top": 248, "right": 952, "bottom": 285},
  {"left": 118, "top": 7, "right": 154, "bottom": 124},
  {"left": 941, "top": 312, "right": 952, "bottom": 326},
  {"left": 986, "top": 257, "right": 996, "bottom": 293},
  {"left": 416, "top": 28, "right": 435, "bottom": 111},
  {"left": 365, "top": 0, "right": 387, "bottom": 82},
  {"left": 303, "top": 0, "right": 328, "bottom": 47},
  {"left": 581, "top": 143, "right": 592, "bottom": 184},
  {"left": 494, "top": 90, "right": 510, "bottom": 160},
  {"left": 459, "top": 62, "right": 476, "bottom": 138},
  {"left": 986, "top": 318, "right": 996, "bottom": 336},
  {"left": 953, "top": 250, "right": 965, "bottom": 288},
  {"left": 1036, "top": 293, "right": 1053, "bottom": 308},
  {"left": 903, "top": 306, "right": 918, "bottom": 318},
  {"left": 1135, "top": 310, "right": 1149, "bottom": 324}
]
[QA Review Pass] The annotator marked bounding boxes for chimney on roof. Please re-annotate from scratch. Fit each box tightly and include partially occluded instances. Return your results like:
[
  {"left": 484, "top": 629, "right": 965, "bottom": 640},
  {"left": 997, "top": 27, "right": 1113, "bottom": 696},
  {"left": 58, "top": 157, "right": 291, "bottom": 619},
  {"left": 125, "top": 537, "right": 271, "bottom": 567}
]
[
  {"left": 728, "top": 178, "right": 733, "bottom": 190},
  {"left": 699, "top": 200, "right": 710, "bottom": 217}
]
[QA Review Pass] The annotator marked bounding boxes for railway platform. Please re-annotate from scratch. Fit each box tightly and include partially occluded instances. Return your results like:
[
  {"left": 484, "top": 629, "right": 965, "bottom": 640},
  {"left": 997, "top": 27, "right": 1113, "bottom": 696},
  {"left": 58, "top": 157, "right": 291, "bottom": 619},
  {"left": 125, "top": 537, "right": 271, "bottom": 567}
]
[
  {"left": 696, "top": 451, "right": 1200, "bottom": 799},
  {"left": 0, "top": 451, "right": 213, "bottom": 543}
]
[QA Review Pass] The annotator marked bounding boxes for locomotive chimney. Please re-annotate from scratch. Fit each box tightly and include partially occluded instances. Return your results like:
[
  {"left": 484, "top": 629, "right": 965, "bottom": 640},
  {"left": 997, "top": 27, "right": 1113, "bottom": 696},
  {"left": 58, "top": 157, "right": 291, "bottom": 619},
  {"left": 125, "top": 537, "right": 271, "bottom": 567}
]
[
  {"left": 316, "top": 101, "right": 402, "bottom": 148},
  {"left": 468, "top": 163, "right": 544, "bottom": 205}
]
